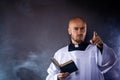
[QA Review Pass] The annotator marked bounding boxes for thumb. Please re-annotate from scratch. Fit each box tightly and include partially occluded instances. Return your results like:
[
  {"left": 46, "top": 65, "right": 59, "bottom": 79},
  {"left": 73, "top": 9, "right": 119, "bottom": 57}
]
[{"left": 90, "top": 39, "right": 93, "bottom": 44}]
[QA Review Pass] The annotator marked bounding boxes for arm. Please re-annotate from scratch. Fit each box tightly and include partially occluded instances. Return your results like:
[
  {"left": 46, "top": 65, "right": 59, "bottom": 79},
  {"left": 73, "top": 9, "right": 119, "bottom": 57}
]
[
  {"left": 97, "top": 43, "right": 117, "bottom": 74},
  {"left": 46, "top": 63, "right": 59, "bottom": 80},
  {"left": 46, "top": 47, "right": 71, "bottom": 80},
  {"left": 90, "top": 31, "right": 117, "bottom": 73},
  {"left": 46, "top": 62, "right": 70, "bottom": 80},
  {"left": 46, "top": 51, "right": 61, "bottom": 80}
]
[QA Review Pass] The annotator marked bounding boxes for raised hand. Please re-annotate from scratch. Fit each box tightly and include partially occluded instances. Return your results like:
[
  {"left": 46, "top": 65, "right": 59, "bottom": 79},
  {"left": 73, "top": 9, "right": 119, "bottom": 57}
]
[{"left": 90, "top": 31, "right": 103, "bottom": 48}]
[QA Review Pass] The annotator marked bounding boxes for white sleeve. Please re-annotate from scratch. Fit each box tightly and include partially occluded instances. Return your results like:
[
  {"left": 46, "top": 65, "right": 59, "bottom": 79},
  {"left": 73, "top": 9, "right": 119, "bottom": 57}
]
[
  {"left": 97, "top": 43, "right": 117, "bottom": 74},
  {"left": 46, "top": 63, "right": 59, "bottom": 80},
  {"left": 46, "top": 50, "right": 62, "bottom": 80}
]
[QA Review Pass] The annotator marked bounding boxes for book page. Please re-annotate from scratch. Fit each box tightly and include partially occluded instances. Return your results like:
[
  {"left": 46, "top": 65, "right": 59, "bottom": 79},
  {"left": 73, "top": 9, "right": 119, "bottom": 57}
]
[{"left": 51, "top": 58, "right": 60, "bottom": 67}]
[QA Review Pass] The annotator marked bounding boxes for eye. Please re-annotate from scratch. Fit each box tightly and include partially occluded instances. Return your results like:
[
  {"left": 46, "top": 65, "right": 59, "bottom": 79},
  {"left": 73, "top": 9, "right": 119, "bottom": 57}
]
[
  {"left": 74, "top": 27, "right": 79, "bottom": 30},
  {"left": 81, "top": 27, "right": 85, "bottom": 30}
]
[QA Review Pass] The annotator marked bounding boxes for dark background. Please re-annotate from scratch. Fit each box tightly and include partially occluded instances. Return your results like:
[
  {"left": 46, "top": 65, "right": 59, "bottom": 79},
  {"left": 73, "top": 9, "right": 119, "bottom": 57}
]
[{"left": 0, "top": 0, "right": 120, "bottom": 80}]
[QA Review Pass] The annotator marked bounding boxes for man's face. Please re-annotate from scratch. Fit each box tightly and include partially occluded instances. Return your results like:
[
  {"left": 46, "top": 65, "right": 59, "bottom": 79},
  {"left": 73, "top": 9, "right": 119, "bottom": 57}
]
[{"left": 68, "top": 19, "right": 87, "bottom": 44}]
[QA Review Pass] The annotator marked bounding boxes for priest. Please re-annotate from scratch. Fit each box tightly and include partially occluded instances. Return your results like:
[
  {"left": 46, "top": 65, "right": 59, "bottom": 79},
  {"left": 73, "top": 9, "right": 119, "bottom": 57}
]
[{"left": 46, "top": 17, "right": 117, "bottom": 80}]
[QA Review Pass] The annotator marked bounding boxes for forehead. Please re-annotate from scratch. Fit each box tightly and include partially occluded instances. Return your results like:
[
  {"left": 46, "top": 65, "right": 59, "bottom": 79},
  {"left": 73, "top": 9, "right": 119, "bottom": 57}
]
[{"left": 69, "top": 18, "right": 86, "bottom": 28}]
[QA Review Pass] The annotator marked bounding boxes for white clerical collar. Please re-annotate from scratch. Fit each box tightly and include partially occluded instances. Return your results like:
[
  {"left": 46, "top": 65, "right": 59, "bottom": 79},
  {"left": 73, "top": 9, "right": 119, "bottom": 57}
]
[{"left": 74, "top": 44, "right": 79, "bottom": 48}]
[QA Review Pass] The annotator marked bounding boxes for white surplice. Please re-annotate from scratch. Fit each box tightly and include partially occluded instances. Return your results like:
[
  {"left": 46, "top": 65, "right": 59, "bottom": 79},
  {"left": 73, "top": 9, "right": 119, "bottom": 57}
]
[{"left": 46, "top": 43, "right": 117, "bottom": 80}]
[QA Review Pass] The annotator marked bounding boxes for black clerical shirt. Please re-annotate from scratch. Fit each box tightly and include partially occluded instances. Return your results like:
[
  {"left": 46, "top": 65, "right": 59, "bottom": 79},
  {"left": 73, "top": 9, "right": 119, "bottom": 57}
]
[
  {"left": 68, "top": 42, "right": 89, "bottom": 51},
  {"left": 68, "top": 41, "right": 103, "bottom": 53}
]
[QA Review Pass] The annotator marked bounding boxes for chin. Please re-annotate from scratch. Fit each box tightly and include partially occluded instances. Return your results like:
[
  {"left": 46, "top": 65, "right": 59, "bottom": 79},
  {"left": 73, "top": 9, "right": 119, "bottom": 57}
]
[{"left": 76, "top": 40, "right": 83, "bottom": 43}]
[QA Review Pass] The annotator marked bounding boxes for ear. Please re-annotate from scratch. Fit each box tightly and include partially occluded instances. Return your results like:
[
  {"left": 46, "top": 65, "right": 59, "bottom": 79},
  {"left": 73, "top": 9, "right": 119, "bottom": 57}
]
[{"left": 68, "top": 27, "right": 71, "bottom": 35}]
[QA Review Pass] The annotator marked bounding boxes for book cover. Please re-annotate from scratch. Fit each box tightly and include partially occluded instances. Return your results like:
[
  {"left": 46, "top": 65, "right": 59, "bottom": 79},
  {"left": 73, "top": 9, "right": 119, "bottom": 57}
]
[{"left": 51, "top": 58, "right": 78, "bottom": 73}]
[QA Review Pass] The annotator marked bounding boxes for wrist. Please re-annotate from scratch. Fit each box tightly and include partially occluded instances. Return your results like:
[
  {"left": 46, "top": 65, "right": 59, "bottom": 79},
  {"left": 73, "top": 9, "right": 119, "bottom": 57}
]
[{"left": 98, "top": 43, "right": 103, "bottom": 48}]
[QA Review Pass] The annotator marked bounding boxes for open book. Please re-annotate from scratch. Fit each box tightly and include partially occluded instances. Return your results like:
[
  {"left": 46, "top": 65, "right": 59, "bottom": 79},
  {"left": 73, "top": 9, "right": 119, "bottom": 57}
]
[{"left": 51, "top": 58, "right": 78, "bottom": 73}]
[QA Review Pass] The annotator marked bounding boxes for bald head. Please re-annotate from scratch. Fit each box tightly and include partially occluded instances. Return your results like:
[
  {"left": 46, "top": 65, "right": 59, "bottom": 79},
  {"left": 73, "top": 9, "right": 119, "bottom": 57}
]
[
  {"left": 68, "top": 17, "right": 87, "bottom": 28},
  {"left": 68, "top": 17, "right": 87, "bottom": 44}
]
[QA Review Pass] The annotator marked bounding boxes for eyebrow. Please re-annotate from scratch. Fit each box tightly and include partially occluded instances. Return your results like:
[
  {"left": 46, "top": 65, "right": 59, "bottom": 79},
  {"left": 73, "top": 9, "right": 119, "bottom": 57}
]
[{"left": 73, "top": 26, "right": 85, "bottom": 28}]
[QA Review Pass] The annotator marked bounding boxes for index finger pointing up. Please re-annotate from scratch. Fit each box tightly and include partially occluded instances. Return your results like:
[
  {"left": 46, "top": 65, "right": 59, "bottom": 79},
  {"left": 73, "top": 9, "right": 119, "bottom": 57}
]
[{"left": 93, "top": 31, "right": 97, "bottom": 39}]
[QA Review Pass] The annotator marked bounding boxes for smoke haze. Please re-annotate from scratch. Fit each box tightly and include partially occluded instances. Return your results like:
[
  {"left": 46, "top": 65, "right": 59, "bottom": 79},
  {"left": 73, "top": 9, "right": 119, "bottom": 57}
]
[{"left": 0, "top": 0, "right": 120, "bottom": 80}]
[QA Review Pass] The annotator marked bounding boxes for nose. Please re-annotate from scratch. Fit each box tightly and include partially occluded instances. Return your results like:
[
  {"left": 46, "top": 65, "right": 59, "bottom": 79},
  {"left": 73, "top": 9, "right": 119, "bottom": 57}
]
[{"left": 77, "top": 28, "right": 82, "bottom": 34}]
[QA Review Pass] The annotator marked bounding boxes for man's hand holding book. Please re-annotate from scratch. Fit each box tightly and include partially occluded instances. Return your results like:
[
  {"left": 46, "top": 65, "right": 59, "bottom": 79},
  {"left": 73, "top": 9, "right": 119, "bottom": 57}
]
[
  {"left": 57, "top": 72, "right": 70, "bottom": 80},
  {"left": 51, "top": 58, "right": 78, "bottom": 80}
]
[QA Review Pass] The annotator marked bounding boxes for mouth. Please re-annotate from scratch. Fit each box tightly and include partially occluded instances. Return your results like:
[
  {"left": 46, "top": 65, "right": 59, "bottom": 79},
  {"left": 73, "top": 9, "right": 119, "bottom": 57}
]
[
  {"left": 77, "top": 34, "right": 83, "bottom": 38},
  {"left": 77, "top": 34, "right": 84, "bottom": 40}
]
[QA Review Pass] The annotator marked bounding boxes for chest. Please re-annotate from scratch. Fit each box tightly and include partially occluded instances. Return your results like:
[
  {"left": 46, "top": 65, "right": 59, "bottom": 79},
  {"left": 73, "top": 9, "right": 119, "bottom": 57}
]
[{"left": 59, "top": 49, "right": 97, "bottom": 65}]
